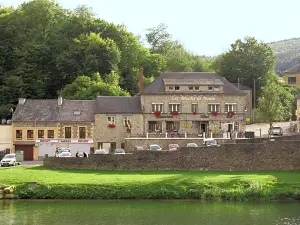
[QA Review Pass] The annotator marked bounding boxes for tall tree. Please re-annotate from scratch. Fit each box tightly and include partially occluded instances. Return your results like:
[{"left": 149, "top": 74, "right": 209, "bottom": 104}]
[{"left": 212, "top": 37, "right": 276, "bottom": 103}]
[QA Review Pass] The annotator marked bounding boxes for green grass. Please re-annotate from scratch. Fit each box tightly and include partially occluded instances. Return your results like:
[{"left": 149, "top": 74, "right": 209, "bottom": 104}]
[{"left": 1, "top": 166, "right": 300, "bottom": 201}]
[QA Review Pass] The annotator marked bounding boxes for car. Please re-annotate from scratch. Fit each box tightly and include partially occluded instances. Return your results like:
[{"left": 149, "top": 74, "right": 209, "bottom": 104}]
[
  {"left": 149, "top": 144, "right": 162, "bottom": 151},
  {"left": 269, "top": 126, "right": 283, "bottom": 136},
  {"left": 94, "top": 149, "right": 109, "bottom": 154},
  {"left": 203, "top": 138, "right": 220, "bottom": 147},
  {"left": 57, "top": 151, "right": 72, "bottom": 158},
  {"left": 114, "top": 149, "right": 125, "bottom": 154},
  {"left": 168, "top": 144, "right": 179, "bottom": 151},
  {"left": 186, "top": 143, "right": 198, "bottom": 147},
  {"left": 1, "top": 154, "right": 19, "bottom": 167}
]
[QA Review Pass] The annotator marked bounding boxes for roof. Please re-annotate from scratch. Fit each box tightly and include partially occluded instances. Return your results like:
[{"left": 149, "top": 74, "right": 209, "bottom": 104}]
[
  {"left": 58, "top": 100, "right": 95, "bottom": 122},
  {"left": 96, "top": 96, "right": 142, "bottom": 114},
  {"left": 232, "top": 83, "right": 252, "bottom": 90},
  {"left": 12, "top": 99, "right": 96, "bottom": 122},
  {"left": 284, "top": 63, "right": 300, "bottom": 74},
  {"left": 143, "top": 72, "right": 244, "bottom": 94},
  {"left": 12, "top": 99, "right": 61, "bottom": 122}
]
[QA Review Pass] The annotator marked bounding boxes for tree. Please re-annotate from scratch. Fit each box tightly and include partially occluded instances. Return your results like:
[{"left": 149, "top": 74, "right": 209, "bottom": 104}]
[
  {"left": 59, "top": 72, "right": 129, "bottom": 100},
  {"left": 212, "top": 37, "right": 276, "bottom": 102},
  {"left": 255, "top": 78, "right": 286, "bottom": 128}
]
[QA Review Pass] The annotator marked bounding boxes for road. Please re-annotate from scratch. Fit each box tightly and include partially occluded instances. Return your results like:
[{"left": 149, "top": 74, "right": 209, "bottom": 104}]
[{"left": 245, "top": 121, "right": 295, "bottom": 138}]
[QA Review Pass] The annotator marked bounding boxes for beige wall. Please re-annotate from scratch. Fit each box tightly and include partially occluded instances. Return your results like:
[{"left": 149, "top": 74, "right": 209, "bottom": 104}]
[
  {"left": 283, "top": 73, "right": 300, "bottom": 86},
  {"left": 141, "top": 94, "right": 249, "bottom": 114},
  {"left": 94, "top": 114, "right": 143, "bottom": 149},
  {"left": 0, "top": 125, "right": 12, "bottom": 150}
]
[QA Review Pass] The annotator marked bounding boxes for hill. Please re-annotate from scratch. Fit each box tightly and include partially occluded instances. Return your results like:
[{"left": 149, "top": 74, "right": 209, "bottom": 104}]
[{"left": 269, "top": 38, "right": 300, "bottom": 73}]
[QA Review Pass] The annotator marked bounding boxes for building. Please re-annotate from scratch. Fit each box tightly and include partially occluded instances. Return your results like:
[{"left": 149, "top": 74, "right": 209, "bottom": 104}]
[
  {"left": 94, "top": 72, "right": 251, "bottom": 150},
  {"left": 0, "top": 124, "right": 12, "bottom": 150},
  {"left": 12, "top": 97, "right": 95, "bottom": 160},
  {"left": 283, "top": 63, "right": 300, "bottom": 86}
]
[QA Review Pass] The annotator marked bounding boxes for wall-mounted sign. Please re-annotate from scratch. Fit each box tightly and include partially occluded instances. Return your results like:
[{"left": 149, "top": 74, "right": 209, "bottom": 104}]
[
  {"left": 200, "top": 114, "right": 210, "bottom": 118},
  {"left": 36, "top": 139, "right": 93, "bottom": 143},
  {"left": 171, "top": 95, "right": 216, "bottom": 101},
  {"left": 156, "top": 114, "right": 174, "bottom": 118}
]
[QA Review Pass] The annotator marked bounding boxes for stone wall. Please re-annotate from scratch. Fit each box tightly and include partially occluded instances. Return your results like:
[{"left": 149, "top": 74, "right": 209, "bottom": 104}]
[
  {"left": 125, "top": 134, "right": 300, "bottom": 150},
  {"left": 44, "top": 140, "right": 300, "bottom": 171}
]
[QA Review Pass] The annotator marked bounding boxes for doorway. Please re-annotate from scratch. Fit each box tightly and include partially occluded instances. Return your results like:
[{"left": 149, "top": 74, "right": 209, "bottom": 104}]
[
  {"left": 199, "top": 121, "right": 209, "bottom": 133},
  {"left": 227, "top": 123, "right": 234, "bottom": 132}
]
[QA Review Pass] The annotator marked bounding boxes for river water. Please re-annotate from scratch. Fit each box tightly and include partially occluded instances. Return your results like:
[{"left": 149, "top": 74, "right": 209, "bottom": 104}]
[{"left": 1, "top": 200, "right": 300, "bottom": 225}]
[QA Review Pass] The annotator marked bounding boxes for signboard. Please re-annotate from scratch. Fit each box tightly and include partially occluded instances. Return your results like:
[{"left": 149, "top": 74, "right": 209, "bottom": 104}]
[
  {"left": 171, "top": 95, "right": 216, "bottom": 101},
  {"left": 36, "top": 139, "right": 93, "bottom": 144}
]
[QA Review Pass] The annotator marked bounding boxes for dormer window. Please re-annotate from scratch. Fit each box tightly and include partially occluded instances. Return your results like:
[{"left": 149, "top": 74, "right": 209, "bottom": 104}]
[
  {"left": 73, "top": 110, "right": 81, "bottom": 115},
  {"left": 195, "top": 86, "right": 200, "bottom": 91},
  {"left": 168, "top": 86, "right": 174, "bottom": 90},
  {"left": 175, "top": 86, "right": 180, "bottom": 90},
  {"left": 208, "top": 86, "right": 213, "bottom": 91},
  {"left": 189, "top": 86, "right": 193, "bottom": 90}
]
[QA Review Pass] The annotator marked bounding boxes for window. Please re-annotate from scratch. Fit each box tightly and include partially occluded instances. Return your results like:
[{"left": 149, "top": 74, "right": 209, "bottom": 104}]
[
  {"left": 288, "top": 77, "right": 296, "bottom": 84},
  {"left": 79, "top": 127, "right": 86, "bottom": 139},
  {"left": 208, "top": 104, "right": 220, "bottom": 113},
  {"left": 166, "top": 121, "right": 180, "bottom": 131},
  {"left": 27, "top": 130, "right": 34, "bottom": 139},
  {"left": 188, "top": 86, "right": 193, "bottom": 90},
  {"left": 151, "top": 103, "right": 163, "bottom": 112},
  {"left": 64, "top": 127, "right": 72, "bottom": 139},
  {"left": 16, "top": 130, "right": 22, "bottom": 139},
  {"left": 169, "top": 104, "right": 180, "bottom": 112},
  {"left": 175, "top": 86, "right": 180, "bottom": 90},
  {"left": 73, "top": 110, "right": 81, "bottom": 115},
  {"left": 123, "top": 117, "right": 131, "bottom": 127},
  {"left": 47, "top": 130, "right": 54, "bottom": 138},
  {"left": 208, "top": 86, "right": 213, "bottom": 91},
  {"left": 191, "top": 103, "right": 198, "bottom": 113},
  {"left": 168, "top": 86, "right": 174, "bottom": 90},
  {"left": 225, "top": 103, "right": 237, "bottom": 112},
  {"left": 214, "top": 86, "right": 220, "bottom": 91},
  {"left": 108, "top": 116, "right": 115, "bottom": 124},
  {"left": 148, "top": 121, "right": 162, "bottom": 132},
  {"left": 195, "top": 86, "right": 200, "bottom": 90},
  {"left": 38, "top": 130, "right": 44, "bottom": 139}
]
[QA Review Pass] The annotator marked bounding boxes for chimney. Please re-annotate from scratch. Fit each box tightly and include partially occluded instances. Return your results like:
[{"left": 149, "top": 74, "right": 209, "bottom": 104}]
[
  {"left": 18, "top": 98, "right": 26, "bottom": 105},
  {"left": 58, "top": 96, "right": 63, "bottom": 106},
  {"left": 138, "top": 68, "right": 144, "bottom": 94}
]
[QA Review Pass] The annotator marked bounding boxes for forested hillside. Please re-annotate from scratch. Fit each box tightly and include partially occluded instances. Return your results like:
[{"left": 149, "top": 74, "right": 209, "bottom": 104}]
[
  {"left": 269, "top": 38, "right": 300, "bottom": 73},
  {"left": 0, "top": 0, "right": 212, "bottom": 119}
]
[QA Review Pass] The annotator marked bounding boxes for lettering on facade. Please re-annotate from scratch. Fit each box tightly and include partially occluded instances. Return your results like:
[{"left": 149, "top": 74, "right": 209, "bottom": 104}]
[
  {"left": 171, "top": 95, "right": 216, "bottom": 101},
  {"left": 156, "top": 115, "right": 174, "bottom": 118},
  {"left": 200, "top": 114, "right": 210, "bottom": 118}
]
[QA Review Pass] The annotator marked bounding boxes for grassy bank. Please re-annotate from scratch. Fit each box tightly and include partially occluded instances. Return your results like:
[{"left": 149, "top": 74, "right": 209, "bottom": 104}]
[{"left": 0, "top": 166, "right": 300, "bottom": 201}]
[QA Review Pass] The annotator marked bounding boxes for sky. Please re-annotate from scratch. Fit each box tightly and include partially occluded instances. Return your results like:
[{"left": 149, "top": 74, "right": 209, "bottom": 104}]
[{"left": 3, "top": 0, "right": 300, "bottom": 56}]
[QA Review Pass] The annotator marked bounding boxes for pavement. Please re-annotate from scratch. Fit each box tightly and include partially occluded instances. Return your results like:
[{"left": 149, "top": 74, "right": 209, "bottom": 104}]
[{"left": 20, "top": 160, "right": 43, "bottom": 166}]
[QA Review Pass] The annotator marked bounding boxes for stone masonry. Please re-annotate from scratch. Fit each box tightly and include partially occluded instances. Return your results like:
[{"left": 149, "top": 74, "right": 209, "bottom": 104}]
[{"left": 44, "top": 140, "right": 300, "bottom": 171}]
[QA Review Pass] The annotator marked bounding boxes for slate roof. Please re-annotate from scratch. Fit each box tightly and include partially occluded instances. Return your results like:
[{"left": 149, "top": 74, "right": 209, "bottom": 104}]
[
  {"left": 12, "top": 99, "right": 61, "bottom": 122},
  {"left": 284, "top": 63, "right": 300, "bottom": 74},
  {"left": 95, "top": 96, "right": 142, "bottom": 114},
  {"left": 143, "top": 72, "right": 244, "bottom": 94},
  {"left": 58, "top": 100, "right": 95, "bottom": 122},
  {"left": 12, "top": 99, "right": 96, "bottom": 122},
  {"left": 232, "top": 83, "right": 252, "bottom": 90}
]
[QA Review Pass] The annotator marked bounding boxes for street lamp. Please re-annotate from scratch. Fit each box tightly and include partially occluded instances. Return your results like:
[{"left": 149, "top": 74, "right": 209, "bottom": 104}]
[{"left": 253, "top": 77, "right": 261, "bottom": 109}]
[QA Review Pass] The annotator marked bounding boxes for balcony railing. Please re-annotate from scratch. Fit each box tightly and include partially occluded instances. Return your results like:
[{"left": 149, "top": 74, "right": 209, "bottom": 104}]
[{"left": 128, "top": 131, "right": 246, "bottom": 139}]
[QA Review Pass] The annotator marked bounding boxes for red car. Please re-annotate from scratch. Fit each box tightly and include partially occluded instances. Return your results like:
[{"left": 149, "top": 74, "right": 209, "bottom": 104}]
[{"left": 168, "top": 144, "right": 179, "bottom": 151}]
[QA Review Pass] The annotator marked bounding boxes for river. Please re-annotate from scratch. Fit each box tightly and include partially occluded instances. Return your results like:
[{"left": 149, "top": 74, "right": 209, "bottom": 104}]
[{"left": 1, "top": 200, "right": 300, "bottom": 225}]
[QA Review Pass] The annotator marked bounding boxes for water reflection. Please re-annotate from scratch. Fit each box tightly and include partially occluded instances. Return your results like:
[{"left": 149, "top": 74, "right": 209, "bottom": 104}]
[{"left": 1, "top": 200, "right": 300, "bottom": 225}]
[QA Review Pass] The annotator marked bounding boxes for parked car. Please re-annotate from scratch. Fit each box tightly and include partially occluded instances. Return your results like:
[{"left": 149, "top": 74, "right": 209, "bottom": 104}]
[
  {"left": 55, "top": 148, "right": 71, "bottom": 157},
  {"left": 168, "top": 144, "right": 179, "bottom": 151},
  {"left": 94, "top": 149, "right": 109, "bottom": 154},
  {"left": 269, "top": 126, "right": 283, "bottom": 136},
  {"left": 149, "top": 144, "right": 162, "bottom": 151},
  {"left": 186, "top": 143, "right": 198, "bottom": 147},
  {"left": 203, "top": 138, "right": 220, "bottom": 147},
  {"left": 133, "top": 146, "right": 143, "bottom": 151},
  {"left": 114, "top": 149, "right": 125, "bottom": 154},
  {"left": 57, "top": 151, "right": 72, "bottom": 158},
  {"left": 1, "top": 154, "right": 20, "bottom": 167}
]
